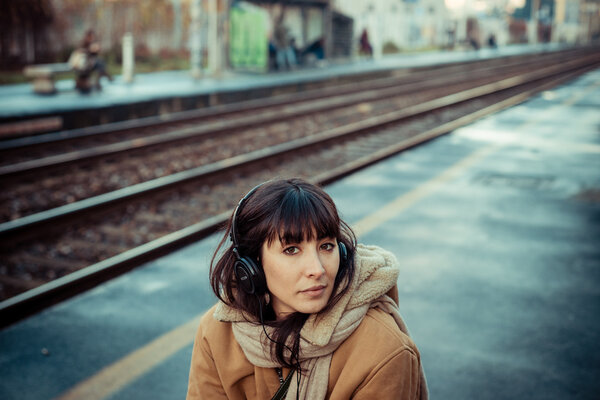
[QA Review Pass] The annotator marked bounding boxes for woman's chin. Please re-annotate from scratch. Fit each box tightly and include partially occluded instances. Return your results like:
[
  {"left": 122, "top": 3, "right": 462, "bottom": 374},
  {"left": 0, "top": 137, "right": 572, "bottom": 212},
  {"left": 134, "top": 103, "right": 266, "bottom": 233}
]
[{"left": 295, "top": 298, "right": 329, "bottom": 315}]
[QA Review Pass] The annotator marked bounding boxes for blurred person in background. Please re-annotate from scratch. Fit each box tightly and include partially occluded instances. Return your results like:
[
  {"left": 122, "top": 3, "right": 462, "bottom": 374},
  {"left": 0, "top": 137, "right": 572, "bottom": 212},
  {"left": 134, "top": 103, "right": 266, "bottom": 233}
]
[
  {"left": 359, "top": 29, "right": 373, "bottom": 57},
  {"left": 69, "top": 29, "right": 112, "bottom": 93},
  {"left": 487, "top": 34, "right": 498, "bottom": 49},
  {"left": 273, "top": 11, "right": 296, "bottom": 70}
]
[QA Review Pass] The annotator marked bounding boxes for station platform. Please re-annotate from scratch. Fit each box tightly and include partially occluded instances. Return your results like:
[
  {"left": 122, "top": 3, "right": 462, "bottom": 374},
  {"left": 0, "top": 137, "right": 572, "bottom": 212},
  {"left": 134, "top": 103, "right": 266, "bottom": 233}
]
[
  {"left": 0, "top": 43, "right": 567, "bottom": 132},
  {"left": 1, "top": 66, "right": 599, "bottom": 399}
]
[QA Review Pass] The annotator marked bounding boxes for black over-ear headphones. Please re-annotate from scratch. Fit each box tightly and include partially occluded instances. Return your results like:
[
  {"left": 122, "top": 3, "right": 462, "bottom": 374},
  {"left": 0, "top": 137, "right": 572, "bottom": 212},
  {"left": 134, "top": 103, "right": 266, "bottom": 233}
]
[{"left": 230, "top": 182, "right": 348, "bottom": 296}]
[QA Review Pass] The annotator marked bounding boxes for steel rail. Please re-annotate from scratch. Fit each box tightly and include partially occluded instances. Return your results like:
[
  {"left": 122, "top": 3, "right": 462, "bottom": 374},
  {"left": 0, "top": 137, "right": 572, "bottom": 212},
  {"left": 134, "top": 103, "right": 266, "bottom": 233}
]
[
  {"left": 0, "top": 49, "right": 590, "bottom": 179},
  {"left": 1, "top": 53, "right": 597, "bottom": 243},
  {"left": 0, "top": 62, "right": 593, "bottom": 328},
  {"left": 0, "top": 47, "right": 583, "bottom": 153}
]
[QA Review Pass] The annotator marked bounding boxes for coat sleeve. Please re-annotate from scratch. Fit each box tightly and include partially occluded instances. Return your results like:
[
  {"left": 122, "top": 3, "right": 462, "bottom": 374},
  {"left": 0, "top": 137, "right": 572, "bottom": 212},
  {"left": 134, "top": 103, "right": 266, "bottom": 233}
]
[
  {"left": 351, "top": 347, "right": 421, "bottom": 400},
  {"left": 186, "top": 320, "right": 228, "bottom": 400}
]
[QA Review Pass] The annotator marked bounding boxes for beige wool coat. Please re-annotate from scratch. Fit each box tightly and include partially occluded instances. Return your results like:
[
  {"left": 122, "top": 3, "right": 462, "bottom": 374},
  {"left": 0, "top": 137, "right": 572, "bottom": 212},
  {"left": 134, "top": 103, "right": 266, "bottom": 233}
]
[{"left": 187, "top": 245, "right": 425, "bottom": 400}]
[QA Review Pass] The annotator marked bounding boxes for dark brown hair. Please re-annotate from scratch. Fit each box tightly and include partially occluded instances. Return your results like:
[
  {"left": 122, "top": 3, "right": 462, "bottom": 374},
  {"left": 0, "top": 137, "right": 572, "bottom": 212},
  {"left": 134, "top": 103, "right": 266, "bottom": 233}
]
[{"left": 210, "top": 178, "right": 356, "bottom": 368}]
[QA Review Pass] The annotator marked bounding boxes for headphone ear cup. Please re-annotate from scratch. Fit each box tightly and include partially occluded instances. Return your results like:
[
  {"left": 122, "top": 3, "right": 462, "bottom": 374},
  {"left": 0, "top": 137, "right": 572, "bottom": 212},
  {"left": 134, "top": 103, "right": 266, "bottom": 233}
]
[
  {"left": 338, "top": 242, "right": 348, "bottom": 264},
  {"left": 234, "top": 257, "right": 266, "bottom": 296}
]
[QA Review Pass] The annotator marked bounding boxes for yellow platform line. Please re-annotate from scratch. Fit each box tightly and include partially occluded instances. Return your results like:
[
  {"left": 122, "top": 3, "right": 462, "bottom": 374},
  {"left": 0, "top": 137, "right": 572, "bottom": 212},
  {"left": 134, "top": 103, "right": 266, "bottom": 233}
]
[
  {"left": 55, "top": 315, "right": 202, "bottom": 400},
  {"left": 353, "top": 144, "right": 499, "bottom": 237},
  {"left": 53, "top": 142, "right": 499, "bottom": 400}
]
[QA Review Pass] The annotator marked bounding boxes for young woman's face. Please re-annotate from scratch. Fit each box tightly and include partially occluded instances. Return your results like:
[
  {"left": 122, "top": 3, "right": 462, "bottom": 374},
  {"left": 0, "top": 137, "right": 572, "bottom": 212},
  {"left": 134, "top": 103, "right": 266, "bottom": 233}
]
[{"left": 261, "top": 236, "right": 340, "bottom": 319}]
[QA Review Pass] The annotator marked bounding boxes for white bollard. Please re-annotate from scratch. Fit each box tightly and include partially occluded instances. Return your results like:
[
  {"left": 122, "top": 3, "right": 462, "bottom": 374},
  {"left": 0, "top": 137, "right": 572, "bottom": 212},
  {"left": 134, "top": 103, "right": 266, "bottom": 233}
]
[{"left": 122, "top": 33, "right": 135, "bottom": 83}]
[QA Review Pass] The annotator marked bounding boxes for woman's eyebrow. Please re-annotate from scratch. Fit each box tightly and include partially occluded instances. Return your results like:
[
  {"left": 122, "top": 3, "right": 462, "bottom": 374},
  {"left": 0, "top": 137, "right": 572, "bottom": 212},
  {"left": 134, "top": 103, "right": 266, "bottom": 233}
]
[
  {"left": 317, "top": 235, "right": 336, "bottom": 241},
  {"left": 276, "top": 236, "right": 297, "bottom": 246}
]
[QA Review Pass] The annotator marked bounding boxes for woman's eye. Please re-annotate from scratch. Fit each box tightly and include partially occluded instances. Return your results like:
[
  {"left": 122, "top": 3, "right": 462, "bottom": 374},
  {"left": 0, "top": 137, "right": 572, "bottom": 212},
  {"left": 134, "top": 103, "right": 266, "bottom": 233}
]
[
  {"left": 321, "top": 243, "right": 335, "bottom": 251},
  {"left": 283, "top": 246, "right": 299, "bottom": 255}
]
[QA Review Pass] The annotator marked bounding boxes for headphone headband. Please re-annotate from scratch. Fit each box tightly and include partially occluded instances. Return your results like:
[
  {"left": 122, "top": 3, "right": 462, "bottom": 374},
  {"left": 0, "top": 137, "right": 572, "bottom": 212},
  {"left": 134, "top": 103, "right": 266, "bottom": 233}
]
[
  {"left": 230, "top": 182, "right": 269, "bottom": 296},
  {"left": 230, "top": 182, "right": 266, "bottom": 249}
]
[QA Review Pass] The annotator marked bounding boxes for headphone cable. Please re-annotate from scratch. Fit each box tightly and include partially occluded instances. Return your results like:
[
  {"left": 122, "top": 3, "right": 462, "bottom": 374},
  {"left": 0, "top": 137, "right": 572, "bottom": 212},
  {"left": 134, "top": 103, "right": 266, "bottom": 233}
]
[{"left": 257, "top": 295, "right": 301, "bottom": 400}]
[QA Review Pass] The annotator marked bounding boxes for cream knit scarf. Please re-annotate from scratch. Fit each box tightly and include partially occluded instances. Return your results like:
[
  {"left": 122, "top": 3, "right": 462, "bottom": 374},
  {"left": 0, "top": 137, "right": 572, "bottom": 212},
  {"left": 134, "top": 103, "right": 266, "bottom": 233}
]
[{"left": 213, "top": 244, "right": 429, "bottom": 400}]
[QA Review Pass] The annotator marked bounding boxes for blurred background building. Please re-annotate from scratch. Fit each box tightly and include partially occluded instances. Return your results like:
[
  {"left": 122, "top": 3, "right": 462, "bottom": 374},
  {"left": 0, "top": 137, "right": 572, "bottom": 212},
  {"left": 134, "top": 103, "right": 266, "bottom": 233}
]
[{"left": 1, "top": 0, "right": 599, "bottom": 75}]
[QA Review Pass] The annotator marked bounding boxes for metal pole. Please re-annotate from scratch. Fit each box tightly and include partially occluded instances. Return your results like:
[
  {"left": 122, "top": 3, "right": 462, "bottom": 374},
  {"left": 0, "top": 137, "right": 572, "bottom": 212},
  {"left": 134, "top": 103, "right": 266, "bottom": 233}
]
[
  {"left": 322, "top": 3, "right": 333, "bottom": 60},
  {"left": 190, "top": 0, "right": 202, "bottom": 79},
  {"left": 529, "top": 0, "right": 540, "bottom": 44},
  {"left": 208, "top": 0, "right": 219, "bottom": 75},
  {"left": 552, "top": 0, "right": 565, "bottom": 43}
]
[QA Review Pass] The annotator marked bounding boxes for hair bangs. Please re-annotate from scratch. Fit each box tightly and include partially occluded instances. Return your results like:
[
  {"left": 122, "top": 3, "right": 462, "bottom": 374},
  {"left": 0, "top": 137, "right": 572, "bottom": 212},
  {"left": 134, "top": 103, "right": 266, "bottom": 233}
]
[{"left": 265, "top": 188, "right": 340, "bottom": 246}]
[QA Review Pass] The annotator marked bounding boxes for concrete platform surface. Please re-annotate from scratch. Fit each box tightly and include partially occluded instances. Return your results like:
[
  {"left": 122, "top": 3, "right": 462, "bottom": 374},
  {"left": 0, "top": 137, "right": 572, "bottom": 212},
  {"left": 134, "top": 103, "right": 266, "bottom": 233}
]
[{"left": 0, "top": 67, "right": 598, "bottom": 400}]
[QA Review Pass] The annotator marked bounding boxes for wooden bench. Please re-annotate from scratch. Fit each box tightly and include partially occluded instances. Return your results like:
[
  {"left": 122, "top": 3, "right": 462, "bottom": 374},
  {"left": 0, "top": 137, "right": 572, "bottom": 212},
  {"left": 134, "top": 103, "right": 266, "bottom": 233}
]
[{"left": 23, "top": 63, "right": 73, "bottom": 94}]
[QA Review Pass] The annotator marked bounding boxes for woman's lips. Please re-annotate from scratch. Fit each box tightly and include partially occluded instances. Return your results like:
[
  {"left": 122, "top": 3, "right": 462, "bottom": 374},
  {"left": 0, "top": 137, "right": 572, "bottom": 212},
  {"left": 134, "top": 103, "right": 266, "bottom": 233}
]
[{"left": 301, "top": 285, "right": 326, "bottom": 297}]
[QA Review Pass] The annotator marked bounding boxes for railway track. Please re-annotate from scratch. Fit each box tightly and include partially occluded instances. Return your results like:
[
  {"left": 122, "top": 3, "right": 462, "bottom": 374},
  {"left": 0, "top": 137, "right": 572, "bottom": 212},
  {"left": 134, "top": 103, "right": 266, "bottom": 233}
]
[
  {"left": 1, "top": 46, "right": 598, "bottom": 326},
  {"left": 0, "top": 49, "right": 588, "bottom": 223}
]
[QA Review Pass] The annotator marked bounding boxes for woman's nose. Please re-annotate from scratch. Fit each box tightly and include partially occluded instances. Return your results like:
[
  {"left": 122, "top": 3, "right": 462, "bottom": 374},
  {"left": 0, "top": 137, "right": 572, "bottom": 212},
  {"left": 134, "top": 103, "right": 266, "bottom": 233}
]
[{"left": 305, "top": 250, "right": 325, "bottom": 277}]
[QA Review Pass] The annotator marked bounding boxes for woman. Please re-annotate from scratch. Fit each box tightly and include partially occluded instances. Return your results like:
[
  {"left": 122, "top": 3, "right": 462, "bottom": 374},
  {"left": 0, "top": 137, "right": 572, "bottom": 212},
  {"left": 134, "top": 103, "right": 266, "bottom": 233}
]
[{"left": 187, "top": 178, "right": 427, "bottom": 399}]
